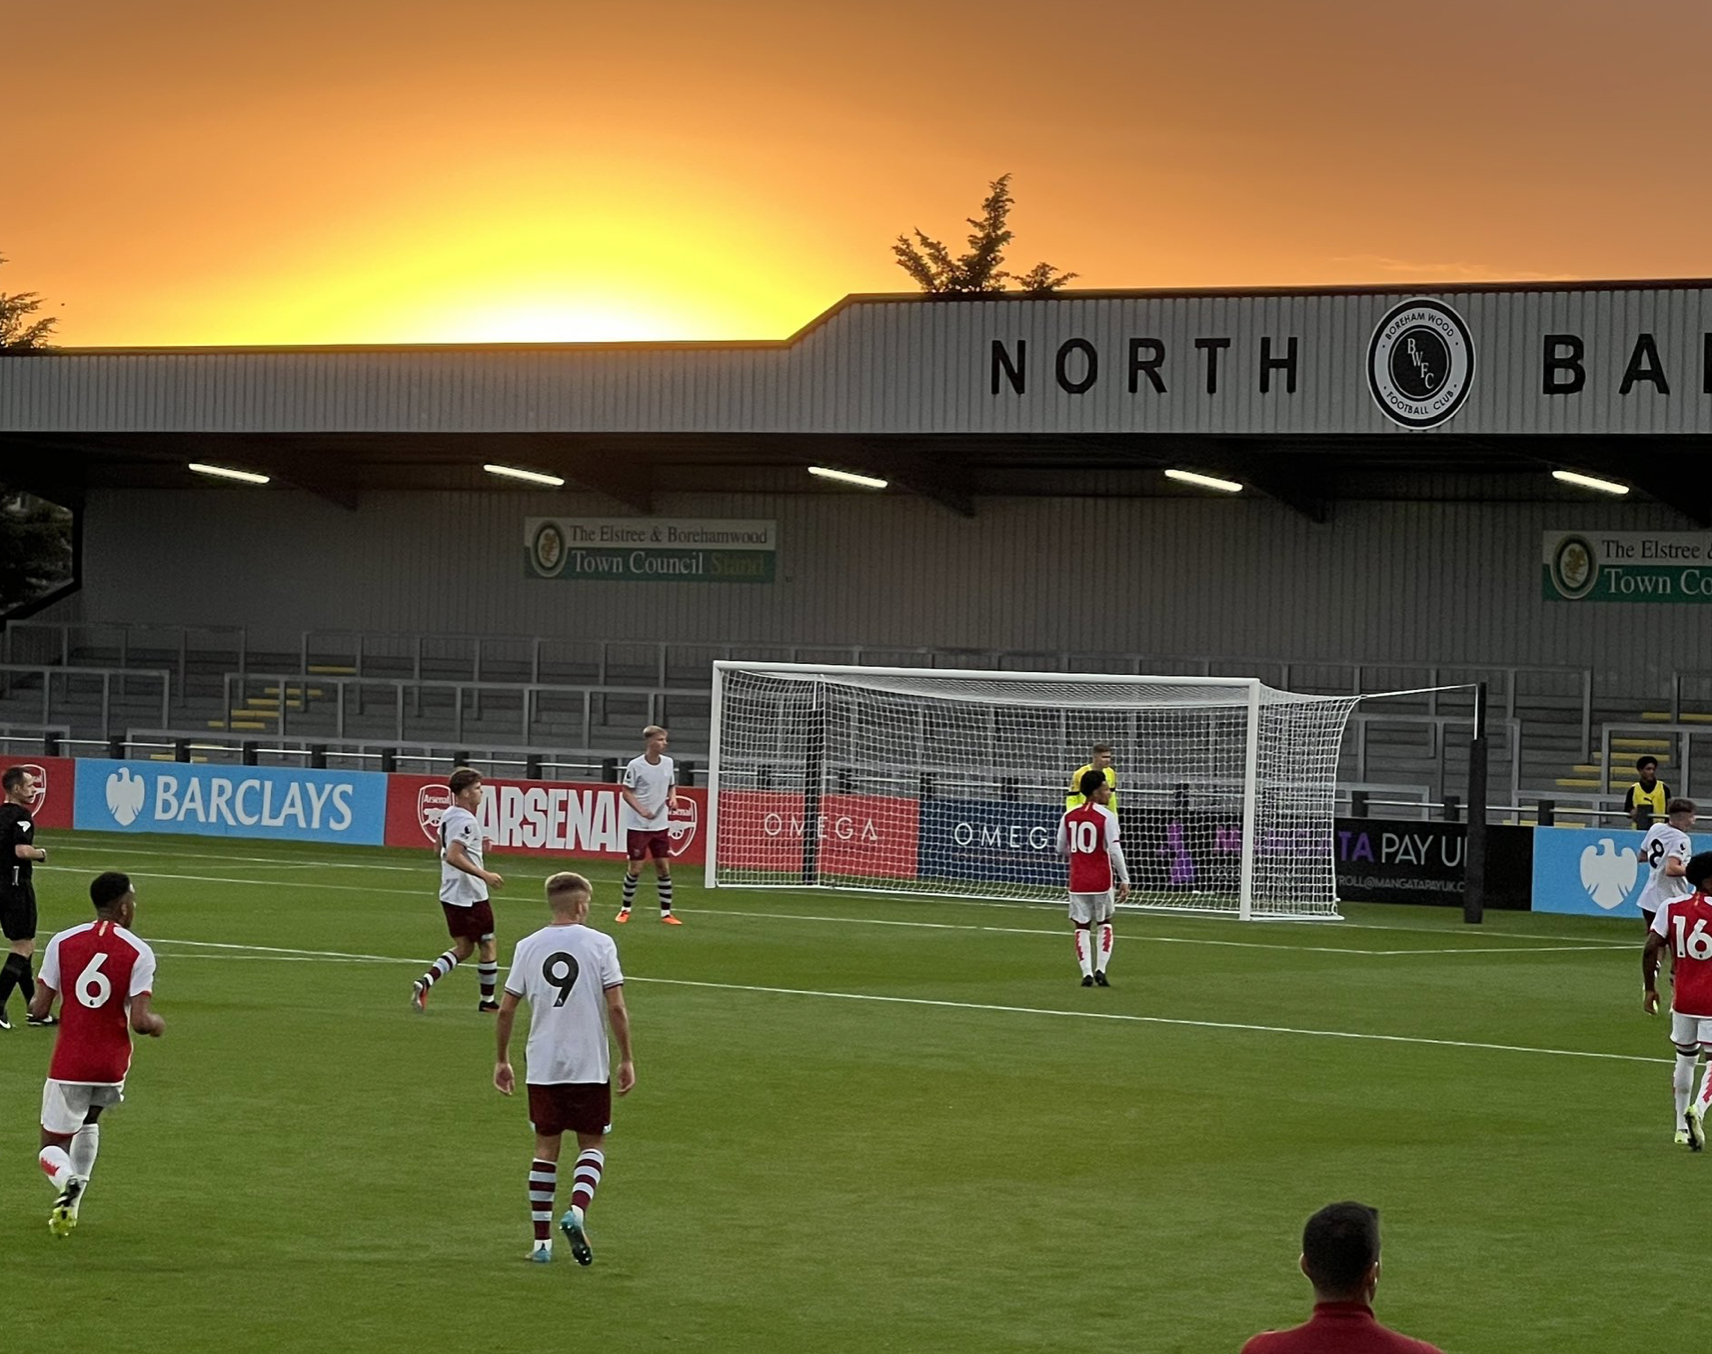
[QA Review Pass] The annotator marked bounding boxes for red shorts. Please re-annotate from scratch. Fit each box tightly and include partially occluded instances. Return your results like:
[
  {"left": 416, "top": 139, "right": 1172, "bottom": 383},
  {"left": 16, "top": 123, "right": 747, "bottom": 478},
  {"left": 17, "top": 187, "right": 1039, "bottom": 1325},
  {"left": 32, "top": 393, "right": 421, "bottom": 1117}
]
[
  {"left": 627, "top": 830, "right": 671, "bottom": 861},
  {"left": 528, "top": 1082, "right": 612, "bottom": 1137},
  {"left": 442, "top": 900, "right": 495, "bottom": 942}
]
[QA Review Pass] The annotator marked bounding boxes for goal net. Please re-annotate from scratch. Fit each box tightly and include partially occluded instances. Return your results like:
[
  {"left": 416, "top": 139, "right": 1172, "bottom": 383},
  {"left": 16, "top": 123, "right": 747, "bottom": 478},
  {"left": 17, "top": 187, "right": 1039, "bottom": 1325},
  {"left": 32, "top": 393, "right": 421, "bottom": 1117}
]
[{"left": 706, "top": 663, "right": 1361, "bottom": 920}]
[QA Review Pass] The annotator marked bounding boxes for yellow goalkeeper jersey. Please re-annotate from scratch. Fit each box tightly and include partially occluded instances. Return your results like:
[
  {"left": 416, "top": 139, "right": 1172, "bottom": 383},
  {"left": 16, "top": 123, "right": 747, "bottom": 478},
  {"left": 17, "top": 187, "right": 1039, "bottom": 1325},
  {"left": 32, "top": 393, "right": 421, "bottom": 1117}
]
[{"left": 1065, "top": 764, "right": 1119, "bottom": 811}]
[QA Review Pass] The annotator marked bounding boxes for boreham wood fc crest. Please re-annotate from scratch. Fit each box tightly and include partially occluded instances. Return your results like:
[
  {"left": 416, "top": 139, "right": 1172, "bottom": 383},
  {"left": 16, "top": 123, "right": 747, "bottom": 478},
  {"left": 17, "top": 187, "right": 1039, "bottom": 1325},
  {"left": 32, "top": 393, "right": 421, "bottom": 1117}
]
[{"left": 1366, "top": 298, "right": 1476, "bottom": 430}]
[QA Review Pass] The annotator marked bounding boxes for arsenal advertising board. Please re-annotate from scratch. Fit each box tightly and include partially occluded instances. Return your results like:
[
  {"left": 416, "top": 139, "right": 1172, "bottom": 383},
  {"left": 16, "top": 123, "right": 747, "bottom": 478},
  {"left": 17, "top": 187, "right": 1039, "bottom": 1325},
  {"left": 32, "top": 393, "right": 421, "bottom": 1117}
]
[
  {"left": 6, "top": 757, "right": 75, "bottom": 830},
  {"left": 384, "top": 774, "right": 706, "bottom": 864}
]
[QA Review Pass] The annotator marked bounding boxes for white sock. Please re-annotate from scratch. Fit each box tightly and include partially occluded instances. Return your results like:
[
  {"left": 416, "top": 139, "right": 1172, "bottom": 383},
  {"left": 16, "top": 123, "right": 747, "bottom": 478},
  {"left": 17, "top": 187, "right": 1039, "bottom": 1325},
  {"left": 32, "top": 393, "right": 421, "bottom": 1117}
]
[
  {"left": 70, "top": 1123, "right": 100, "bottom": 1197},
  {"left": 1676, "top": 1055, "right": 1696, "bottom": 1123},
  {"left": 1095, "top": 923, "right": 1114, "bottom": 974},
  {"left": 39, "top": 1145, "right": 73, "bottom": 1191},
  {"left": 1075, "top": 928, "right": 1093, "bottom": 978},
  {"left": 1695, "top": 1060, "right": 1712, "bottom": 1115}
]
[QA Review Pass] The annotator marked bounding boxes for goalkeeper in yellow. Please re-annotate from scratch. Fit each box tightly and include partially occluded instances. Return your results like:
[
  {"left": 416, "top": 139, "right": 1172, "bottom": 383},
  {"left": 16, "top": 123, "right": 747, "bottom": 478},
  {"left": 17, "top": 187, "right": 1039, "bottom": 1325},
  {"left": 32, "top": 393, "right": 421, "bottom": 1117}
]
[{"left": 1066, "top": 744, "right": 1118, "bottom": 811}]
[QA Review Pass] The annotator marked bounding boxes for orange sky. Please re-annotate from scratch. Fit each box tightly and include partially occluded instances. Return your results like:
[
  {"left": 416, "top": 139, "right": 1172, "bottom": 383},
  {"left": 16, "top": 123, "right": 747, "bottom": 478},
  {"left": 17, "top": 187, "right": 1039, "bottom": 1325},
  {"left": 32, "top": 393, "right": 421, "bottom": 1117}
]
[{"left": 8, "top": 0, "right": 1711, "bottom": 346}]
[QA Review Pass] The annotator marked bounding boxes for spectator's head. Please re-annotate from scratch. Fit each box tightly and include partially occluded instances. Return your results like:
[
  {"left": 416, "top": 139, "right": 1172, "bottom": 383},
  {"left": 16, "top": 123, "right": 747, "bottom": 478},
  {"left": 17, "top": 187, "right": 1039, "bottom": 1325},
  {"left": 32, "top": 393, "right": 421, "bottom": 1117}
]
[
  {"left": 1688, "top": 853, "right": 1712, "bottom": 892},
  {"left": 1091, "top": 744, "right": 1113, "bottom": 771},
  {"left": 1637, "top": 756, "right": 1660, "bottom": 785},
  {"left": 448, "top": 766, "right": 483, "bottom": 808},
  {"left": 1669, "top": 799, "right": 1697, "bottom": 827},
  {"left": 1079, "top": 768, "right": 1109, "bottom": 803},
  {"left": 90, "top": 871, "right": 136, "bottom": 925},
  {"left": 1299, "top": 1202, "right": 1382, "bottom": 1302}
]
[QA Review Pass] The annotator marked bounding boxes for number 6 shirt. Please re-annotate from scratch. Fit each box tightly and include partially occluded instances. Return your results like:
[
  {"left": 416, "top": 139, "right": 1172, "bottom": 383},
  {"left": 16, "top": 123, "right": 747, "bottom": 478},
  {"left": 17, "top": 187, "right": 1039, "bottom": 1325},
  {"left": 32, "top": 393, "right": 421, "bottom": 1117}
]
[
  {"left": 1654, "top": 893, "right": 1712, "bottom": 1017},
  {"left": 39, "top": 919, "right": 158, "bottom": 1085},
  {"left": 503, "top": 922, "right": 624, "bottom": 1086}
]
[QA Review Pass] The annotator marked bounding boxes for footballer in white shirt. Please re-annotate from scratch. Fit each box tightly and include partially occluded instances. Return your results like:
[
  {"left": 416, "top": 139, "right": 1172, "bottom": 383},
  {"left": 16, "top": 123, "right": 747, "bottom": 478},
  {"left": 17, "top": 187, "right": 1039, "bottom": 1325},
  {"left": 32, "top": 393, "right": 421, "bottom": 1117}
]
[
  {"left": 616, "top": 725, "right": 684, "bottom": 925},
  {"left": 411, "top": 768, "right": 506, "bottom": 1014},
  {"left": 1638, "top": 798, "right": 1697, "bottom": 929},
  {"left": 496, "top": 872, "right": 635, "bottom": 1265}
]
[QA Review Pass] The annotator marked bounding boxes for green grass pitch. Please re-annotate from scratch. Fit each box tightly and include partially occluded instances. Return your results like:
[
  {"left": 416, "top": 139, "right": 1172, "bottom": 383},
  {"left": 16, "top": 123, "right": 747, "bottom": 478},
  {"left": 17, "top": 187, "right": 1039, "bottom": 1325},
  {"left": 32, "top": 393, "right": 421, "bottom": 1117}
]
[{"left": 0, "top": 831, "right": 1685, "bottom": 1352}]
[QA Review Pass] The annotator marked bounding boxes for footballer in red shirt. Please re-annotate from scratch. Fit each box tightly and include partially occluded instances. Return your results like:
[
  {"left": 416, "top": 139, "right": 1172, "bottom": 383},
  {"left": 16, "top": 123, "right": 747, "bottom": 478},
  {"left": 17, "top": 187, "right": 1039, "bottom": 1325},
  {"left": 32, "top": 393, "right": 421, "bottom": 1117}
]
[
  {"left": 1644, "top": 852, "right": 1712, "bottom": 1149},
  {"left": 29, "top": 871, "right": 164, "bottom": 1237},
  {"left": 1055, "top": 768, "right": 1131, "bottom": 987}
]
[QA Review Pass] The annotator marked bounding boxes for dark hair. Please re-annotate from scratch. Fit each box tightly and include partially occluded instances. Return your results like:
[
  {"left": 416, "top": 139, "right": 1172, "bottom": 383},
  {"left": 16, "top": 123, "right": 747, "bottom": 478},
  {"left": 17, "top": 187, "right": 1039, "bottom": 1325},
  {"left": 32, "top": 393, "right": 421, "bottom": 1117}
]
[
  {"left": 1092, "top": 744, "right": 1112, "bottom": 755},
  {"left": 448, "top": 767, "right": 482, "bottom": 795},
  {"left": 1, "top": 765, "right": 28, "bottom": 792},
  {"left": 1669, "top": 799, "right": 1697, "bottom": 818},
  {"left": 90, "top": 872, "right": 133, "bottom": 911},
  {"left": 1302, "top": 1202, "right": 1381, "bottom": 1295},
  {"left": 1079, "top": 768, "right": 1108, "bottom": 798},
  {"left": 1689, "top": 853, "right": 1712, "bottom": 891},
  {"left": 1637, "top": 756, "right": 1659, "bottom": 773}
]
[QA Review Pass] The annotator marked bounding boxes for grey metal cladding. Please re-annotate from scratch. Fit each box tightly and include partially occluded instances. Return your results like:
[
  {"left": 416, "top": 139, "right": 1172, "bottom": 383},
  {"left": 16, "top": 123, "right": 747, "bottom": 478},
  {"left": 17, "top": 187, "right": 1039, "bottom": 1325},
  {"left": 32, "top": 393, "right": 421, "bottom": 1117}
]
[{"left": 6, "top": 285, "right": 1712, "bottom": 435}]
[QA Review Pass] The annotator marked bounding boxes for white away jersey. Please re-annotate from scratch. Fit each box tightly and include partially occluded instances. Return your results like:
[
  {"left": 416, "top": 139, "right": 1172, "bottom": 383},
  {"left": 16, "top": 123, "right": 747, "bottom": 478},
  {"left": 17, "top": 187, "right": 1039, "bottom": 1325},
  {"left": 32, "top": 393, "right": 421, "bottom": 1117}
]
[
  {"left": 619, "top": 755, "right": 676, "bottom": 832},
  {"left": 1639, "top": 823, "right": 1694, "bottom": 914},
  {"left": 438, "top": 804, "right": 488, "bottom": 906},
  {"left": 504, "top": 923, "right": 624, "bottom": 1085}
]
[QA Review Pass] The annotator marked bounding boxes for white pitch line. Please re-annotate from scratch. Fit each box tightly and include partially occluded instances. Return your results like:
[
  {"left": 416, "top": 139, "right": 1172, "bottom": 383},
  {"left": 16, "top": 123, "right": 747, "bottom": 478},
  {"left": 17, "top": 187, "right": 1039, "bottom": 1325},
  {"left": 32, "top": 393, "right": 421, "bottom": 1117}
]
[
  {"left": 132, "top": 936, "right": 1666, "bottom": 1067},
  {"left": 41, "top": 840, "right": 425, "bottom": 873},
  {"left": 629, "top": 975, "right": 1669, "bottom": 1066}
]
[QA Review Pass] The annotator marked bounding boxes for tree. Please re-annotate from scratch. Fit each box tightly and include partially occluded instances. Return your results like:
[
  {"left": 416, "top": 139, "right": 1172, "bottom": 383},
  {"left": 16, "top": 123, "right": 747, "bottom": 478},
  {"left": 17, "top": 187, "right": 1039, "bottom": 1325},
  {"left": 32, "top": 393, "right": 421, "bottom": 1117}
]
[
  {"left": 0, "top": 492, "right": 74, "bottom": 611},
  {"left": 893, "top": 175, "right": 1078, "bottom": 297},
  {"left": 0, "top": 254, "right": 59, "bottom": 351}
]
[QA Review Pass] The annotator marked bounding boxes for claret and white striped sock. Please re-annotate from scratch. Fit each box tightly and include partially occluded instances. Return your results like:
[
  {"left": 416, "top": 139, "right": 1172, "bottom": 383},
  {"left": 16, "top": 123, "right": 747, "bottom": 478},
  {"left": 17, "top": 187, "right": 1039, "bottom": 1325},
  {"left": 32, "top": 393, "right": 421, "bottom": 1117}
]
[
  {"left": 529, "top": 1159, "right": 557, "bottom": 1244},
  {"left": 571, "top": 1149, "right": 605, "bottom": 1213},
  {"left": 477, "top": 963, "right": 499, "bottom": 1002},
  {"left": 620, "top": 874, "right": 639, "bottom": 912},
  {"left": 657, "top": 875, "right": 674, "bottom": 915},
  {"left": 420, "top": 951, "right": 460, "bottom": 989}
]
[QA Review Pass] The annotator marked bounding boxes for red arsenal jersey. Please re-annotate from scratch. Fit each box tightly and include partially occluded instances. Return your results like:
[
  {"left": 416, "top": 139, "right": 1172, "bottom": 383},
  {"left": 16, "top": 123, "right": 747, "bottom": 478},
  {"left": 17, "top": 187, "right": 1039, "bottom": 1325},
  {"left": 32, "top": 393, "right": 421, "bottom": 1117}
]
[
  {"left": 1058, "top": 803, "right": 1121, "bottom": 893},
  {"left": 39, "top": 920, "right": 158, "bottom": 1084},
  {"left": 1654, "top": 893, "right": 1712, "bottom": 1018}
]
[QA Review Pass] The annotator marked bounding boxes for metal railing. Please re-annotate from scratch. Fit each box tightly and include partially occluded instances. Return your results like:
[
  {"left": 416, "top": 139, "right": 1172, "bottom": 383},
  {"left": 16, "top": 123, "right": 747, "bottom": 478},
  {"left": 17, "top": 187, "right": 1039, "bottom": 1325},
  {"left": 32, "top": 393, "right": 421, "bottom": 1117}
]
[
  {"left": 1670, "top": 671, "right": 1712, "bottom": 721},
  {"left": 1595, "top": 722, "right": 1711, "bottom": 798},
  {"left": 223, "top": 673, "right": 708, "bottom": 748},
  {"left": 3, "top": 622, "right": 245, "bottom": 710},
  {"left": 0, "top": 664, "right": 171, "bottom": 734},
  {"left": 1346, "top": 712, "right": 1521, "bottom": 808}
]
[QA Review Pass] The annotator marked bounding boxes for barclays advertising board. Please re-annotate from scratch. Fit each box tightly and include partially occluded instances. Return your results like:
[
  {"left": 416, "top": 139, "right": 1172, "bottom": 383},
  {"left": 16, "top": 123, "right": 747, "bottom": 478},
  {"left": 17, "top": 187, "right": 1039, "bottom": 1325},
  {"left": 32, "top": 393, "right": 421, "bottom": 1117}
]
[
  {"left": 1532, "top": 826, "right": 1712, "bottom": 917},
  {"left": 74, "top": 760, "right": 387, "bottom": 845}
]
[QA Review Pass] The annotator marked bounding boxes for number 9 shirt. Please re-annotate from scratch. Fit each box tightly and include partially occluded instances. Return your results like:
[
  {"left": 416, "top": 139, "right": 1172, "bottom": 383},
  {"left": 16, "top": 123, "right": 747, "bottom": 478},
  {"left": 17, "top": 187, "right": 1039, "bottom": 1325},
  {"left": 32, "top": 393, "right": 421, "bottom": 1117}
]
[{"left": 503, "top": 923, "right": 624, "bottom": 1086}]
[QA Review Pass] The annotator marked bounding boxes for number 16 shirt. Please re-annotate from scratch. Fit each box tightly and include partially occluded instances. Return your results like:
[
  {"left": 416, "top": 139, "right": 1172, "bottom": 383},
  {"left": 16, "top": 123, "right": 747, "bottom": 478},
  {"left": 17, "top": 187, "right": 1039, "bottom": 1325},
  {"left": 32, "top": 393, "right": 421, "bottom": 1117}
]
[
  {"left": 504, "top": 923, "right": 624, "bottom": 1086},
  {"left": 1654, "top": 893, "right": 1712, "bottom": 1017}
]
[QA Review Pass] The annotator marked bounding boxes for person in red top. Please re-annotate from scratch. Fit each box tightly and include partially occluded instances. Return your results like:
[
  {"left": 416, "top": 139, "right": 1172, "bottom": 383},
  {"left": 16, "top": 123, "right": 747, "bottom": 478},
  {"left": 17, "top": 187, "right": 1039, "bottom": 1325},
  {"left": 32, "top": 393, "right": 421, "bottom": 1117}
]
[
  {"left": 28, "top": 871, "right": 164, "bottom": 1237},
  {"left": 1055, "top": 769, "right": 1131, "bottom": 988},
  {"left": 1644, "top": 852, "right": 1712, "bottom": 1149},
  {"left": 1241, "top": 1201, "right": 1444, "bottom": 1354}
]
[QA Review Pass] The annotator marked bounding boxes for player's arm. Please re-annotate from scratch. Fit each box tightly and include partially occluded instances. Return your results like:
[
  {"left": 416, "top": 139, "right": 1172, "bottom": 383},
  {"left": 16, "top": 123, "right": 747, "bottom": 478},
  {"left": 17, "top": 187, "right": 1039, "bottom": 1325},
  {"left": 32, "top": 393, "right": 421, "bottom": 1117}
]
[
  {"left": 129, "top": 992, "right": 165, "bottom": 1037},
  {"left": 28, "top": 979, "right": 55, "bottom": 1021},
  {"left": 494, "top": 989, "right": 523, "bottom": 1094},
  {"left": 1055, "top": 813, "right": 1071, "bottom": 858},
  {"left": 1108, "top": 832, "right": 1132, "bottom": 903},
  {"left": 13, "top": 839, "right": 44, "bottom": 860},
  {"left": 31, "top": 935, "right": 62, "bottom": 1021},
  {"left": 605, "top": 985, "right": 635, "bottom": 1095},
  {"left": 446, "top": 837, "right": 502, "bottom": 888},
  {"left": 1644, "top": 922, "right": 1670, "bottom": 1014}
]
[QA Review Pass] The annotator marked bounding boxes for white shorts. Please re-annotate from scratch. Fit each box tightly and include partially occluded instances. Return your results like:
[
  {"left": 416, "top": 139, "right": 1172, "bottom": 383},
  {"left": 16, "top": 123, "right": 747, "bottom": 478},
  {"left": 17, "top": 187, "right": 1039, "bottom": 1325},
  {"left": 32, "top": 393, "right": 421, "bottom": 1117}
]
[
  {"left": 1068, "top": 891, "right": 1115, "bottom": 925},
  {"left": 1670, "top": 1013, "right": 1712, "bottom": 1049},
  {"left": 41, "top": 1079, "right": 124, "bottom": 1136}
]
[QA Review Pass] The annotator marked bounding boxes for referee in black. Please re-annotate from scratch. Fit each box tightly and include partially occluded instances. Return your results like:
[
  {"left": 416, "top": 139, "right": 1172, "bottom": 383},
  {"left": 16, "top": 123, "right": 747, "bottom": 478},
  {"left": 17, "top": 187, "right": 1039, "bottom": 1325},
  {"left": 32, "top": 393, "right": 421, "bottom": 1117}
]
[{"left": 0, "top": 765, "right": 51, "bottom": 1030}]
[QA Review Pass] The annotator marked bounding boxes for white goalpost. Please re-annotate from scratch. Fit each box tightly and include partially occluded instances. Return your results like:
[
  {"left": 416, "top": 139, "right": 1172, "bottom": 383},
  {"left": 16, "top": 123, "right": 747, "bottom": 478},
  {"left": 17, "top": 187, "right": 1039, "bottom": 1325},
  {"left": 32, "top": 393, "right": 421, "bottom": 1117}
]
[{"left": 704, "top": 662, "right": 1362, "bottom": 921}]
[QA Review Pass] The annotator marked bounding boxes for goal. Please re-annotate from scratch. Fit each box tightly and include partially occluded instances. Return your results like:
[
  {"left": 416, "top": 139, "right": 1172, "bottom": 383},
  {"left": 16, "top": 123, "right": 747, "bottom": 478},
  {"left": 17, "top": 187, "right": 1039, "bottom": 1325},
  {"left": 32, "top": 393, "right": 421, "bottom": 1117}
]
[{"left": 705, "top": 662, "right": 1361, "bottom": 920}]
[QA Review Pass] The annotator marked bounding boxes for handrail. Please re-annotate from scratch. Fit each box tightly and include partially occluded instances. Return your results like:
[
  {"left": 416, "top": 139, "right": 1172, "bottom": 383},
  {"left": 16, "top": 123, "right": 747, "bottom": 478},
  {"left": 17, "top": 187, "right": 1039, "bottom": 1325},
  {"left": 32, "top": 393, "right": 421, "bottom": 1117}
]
[
  {"left": 0, "top": 664, "right": 171, "bottom": 734},
  {"left": 4, "top": 622, "right": 246, "bottom": 706},
  {"left": 1597, "top": 721, "right": 1708, "bottom": 797},
  {"left": 224, "top": 672, "right": 708, "bottom": 747}
]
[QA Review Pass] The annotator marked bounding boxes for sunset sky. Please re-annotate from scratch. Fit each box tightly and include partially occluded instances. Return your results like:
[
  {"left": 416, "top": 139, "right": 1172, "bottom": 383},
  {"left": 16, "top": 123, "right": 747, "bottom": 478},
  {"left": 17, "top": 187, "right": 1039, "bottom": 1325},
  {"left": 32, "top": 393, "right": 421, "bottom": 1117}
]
[{"left": 9, "top": 0, "right": 1711, "bottom": 347}]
